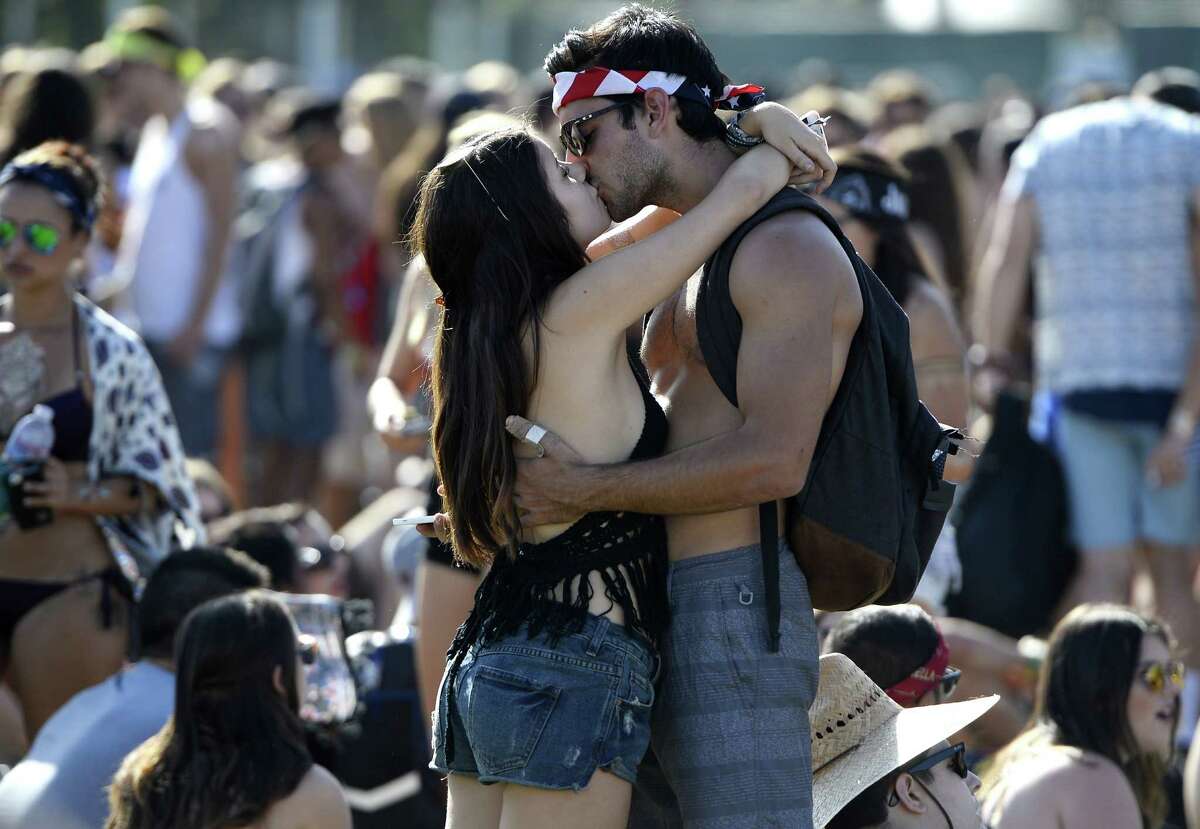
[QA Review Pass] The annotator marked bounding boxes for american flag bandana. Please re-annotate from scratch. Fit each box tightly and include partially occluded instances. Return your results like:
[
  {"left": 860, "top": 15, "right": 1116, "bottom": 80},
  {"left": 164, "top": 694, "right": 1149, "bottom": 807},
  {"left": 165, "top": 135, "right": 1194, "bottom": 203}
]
[
  {"left": 886, "top": 634, "right": 951, "bottom": 706},
  {"left": 551, "top": 67, "right": 765, "bottom": 115}
]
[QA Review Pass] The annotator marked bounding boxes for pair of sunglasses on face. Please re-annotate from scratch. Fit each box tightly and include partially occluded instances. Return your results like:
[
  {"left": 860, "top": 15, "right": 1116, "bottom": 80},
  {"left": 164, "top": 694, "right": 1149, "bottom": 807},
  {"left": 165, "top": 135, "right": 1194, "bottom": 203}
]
[
  {"left": 559, "top": 101, "right": 629, "bottom": 158},
  {"left": 907, "top": 741, "right": 969, "bottom": 779},
  {"left": 0, "top": 217, "right": 61, "bottom": 255},
  {"left": 934, "top": 667, "right": 962, "bottom": 703},
  {"left": 888, "top": 742, "right": 969, "bottom": 806},
  {"left": 1139, "top": 659, "right": 1185, "bottom": 694}
]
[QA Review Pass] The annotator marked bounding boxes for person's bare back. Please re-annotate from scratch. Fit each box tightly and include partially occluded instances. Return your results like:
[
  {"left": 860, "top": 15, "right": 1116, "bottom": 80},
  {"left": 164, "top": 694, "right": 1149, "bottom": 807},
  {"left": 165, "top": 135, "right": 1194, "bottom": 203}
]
[{"left": 257, "top": 765, "right": 351, "bottom": 829}]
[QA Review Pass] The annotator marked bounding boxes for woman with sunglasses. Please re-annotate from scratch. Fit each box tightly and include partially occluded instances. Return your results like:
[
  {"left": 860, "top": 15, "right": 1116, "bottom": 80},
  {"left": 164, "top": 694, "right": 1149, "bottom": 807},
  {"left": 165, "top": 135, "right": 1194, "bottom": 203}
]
[
  {"left": 107, "top": 590, "right": 351, "bottom": 828},
  {"left": 981, "top": 604, "right": 1181, "bottom": 829},
  {"left": 413, "top": 99, "right": 829, "bottom": 827},
  {"left": 0, "top": 141, "right": 201, "bottom": 741}
]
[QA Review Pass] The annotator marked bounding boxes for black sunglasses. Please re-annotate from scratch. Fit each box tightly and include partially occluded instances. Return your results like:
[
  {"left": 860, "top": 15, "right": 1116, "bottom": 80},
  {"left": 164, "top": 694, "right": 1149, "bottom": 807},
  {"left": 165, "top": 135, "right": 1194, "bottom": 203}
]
[
  {"left": 906, "top": 741, "right": 969, "bottom": 779},
  {"left": 559, "top": 102, "right": 629, "bottom": 157},
  {"left": 935, "top": 667, "right": 962, "bottom": 703},
  {"left": 888, "top": 742, "right": 970, "bottom": 811}
]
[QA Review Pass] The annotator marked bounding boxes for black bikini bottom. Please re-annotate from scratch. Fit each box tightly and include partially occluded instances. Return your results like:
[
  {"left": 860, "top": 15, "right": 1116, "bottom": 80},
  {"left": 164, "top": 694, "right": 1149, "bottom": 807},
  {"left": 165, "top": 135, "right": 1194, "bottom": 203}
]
[{"left": 0, "top": 566, "right": 133, "bottom": 646}]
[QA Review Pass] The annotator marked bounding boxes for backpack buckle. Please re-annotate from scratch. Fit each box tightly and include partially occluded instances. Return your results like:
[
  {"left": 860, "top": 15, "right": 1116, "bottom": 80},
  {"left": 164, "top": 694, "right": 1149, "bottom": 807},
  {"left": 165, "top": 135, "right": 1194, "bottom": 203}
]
[{"left": 923, "top": 478, "right": 957, "bottom": 512}]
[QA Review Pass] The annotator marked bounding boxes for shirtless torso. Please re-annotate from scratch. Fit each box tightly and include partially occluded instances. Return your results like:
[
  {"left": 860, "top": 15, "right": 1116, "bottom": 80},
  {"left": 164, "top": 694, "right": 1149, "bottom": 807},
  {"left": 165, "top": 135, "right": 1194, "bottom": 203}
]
[{"left": 640, "top": 211, "right": 860, "bottom": 560}]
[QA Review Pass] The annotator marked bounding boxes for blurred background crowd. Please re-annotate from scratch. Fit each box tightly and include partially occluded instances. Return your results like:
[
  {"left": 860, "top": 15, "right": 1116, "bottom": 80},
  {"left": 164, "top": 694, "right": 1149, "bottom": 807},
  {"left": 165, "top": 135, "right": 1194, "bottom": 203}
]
[{"left": 0, "top": 0, "right": 1196, "bottom": 827}]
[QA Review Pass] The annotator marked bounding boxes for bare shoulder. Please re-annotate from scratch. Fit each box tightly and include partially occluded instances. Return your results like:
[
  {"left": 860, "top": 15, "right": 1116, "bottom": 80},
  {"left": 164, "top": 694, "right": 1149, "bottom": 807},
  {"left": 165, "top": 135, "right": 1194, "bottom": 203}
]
[
  {"left": 729, "top": 210, "right": 857, "bottom": 306},
  {"left": 727, "top": 209, "right": 861, "bottom": 357},
  {"left": 268, "top": 765, "right": 351, "bottom": 829},
  {"left": 904, "top": 277, "right": 957, "bottom": 322},
  {"left": 904, "top": 278, "right": 965, "bottom": 355},
  {"left": 990, "top": 749, "right": 1140, "bottom": 829},
  {"left": 185, "top": 99, "right": 240, "bottom": 160}
]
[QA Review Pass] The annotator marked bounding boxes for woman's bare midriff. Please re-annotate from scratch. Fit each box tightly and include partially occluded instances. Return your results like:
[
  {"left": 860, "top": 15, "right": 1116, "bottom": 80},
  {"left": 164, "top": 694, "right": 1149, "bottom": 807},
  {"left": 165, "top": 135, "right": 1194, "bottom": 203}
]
[
  {"left": 0, "top": 516, "right": 112, "bottom": 580},
  {"left": 0, "top": 464, "right": 112, "bottom": 581}
]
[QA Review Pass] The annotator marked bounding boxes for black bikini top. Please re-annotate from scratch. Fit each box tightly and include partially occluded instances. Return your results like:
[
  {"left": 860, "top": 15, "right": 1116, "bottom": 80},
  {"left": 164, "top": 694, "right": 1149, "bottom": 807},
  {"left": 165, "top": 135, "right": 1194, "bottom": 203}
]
[{"left": 3, "top": 300, "right": 94, "bottom": 463}]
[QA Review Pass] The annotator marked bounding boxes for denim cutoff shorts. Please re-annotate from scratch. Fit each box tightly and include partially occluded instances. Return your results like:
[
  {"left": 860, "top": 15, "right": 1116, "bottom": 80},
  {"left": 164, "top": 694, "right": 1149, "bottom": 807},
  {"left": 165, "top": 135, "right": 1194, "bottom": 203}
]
[{"left": 430, "top": 613, "right": 658, "bottom": 791}]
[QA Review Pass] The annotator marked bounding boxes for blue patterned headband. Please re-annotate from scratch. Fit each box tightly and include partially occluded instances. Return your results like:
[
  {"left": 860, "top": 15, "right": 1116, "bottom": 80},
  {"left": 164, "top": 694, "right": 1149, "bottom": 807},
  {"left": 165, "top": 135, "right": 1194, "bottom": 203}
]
[{"left": 0, "top": 162, "right": 97, "bottom": 230}]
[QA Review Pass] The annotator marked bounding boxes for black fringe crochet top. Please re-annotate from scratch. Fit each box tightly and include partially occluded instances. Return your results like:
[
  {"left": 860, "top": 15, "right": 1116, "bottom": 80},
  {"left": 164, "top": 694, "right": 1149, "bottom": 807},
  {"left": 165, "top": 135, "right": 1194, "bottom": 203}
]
[{"left": 446, "top": 353, "right": 669, "bottom": 666}]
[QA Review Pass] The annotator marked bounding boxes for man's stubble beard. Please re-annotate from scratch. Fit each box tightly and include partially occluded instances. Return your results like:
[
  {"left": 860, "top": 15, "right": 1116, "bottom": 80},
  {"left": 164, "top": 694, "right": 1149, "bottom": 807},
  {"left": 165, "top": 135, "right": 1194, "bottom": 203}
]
[{"left": 606, "top": 135, "right": 672, "bottom": 222}]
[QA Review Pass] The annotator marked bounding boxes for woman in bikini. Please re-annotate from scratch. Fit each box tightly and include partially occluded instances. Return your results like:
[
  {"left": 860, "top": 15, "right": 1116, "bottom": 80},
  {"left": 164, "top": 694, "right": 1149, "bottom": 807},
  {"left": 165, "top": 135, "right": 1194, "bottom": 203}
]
[{"left": 0, "top": 141, "right": 200, "bottom": 741}]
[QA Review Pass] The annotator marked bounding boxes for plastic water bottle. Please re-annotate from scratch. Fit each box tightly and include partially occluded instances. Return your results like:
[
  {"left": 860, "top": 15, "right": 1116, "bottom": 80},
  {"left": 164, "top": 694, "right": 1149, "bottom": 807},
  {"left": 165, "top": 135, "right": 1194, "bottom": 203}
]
[
  {"left": 3, "top": 404, "right": 55, "bottom": 529},
  {"left": 3, "top": 404, "right": 55, "bottom": 462}
]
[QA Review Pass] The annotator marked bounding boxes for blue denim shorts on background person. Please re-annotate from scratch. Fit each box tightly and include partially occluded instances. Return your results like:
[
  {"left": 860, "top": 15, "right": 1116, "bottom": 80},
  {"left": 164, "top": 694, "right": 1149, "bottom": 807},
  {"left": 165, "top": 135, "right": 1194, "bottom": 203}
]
[
  {"left": 430, "top": 613, "right": 658, "bottom": 791},
  {"left": 1057, "top": 408, "right": 1200, "bottom": 551}
]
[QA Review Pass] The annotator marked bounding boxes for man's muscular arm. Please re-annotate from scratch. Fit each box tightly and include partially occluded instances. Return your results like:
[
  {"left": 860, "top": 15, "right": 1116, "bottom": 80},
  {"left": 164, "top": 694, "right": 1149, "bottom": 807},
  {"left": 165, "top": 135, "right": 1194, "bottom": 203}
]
[{"left": 511, "top": 213, "right": 855, "bottom": 522}]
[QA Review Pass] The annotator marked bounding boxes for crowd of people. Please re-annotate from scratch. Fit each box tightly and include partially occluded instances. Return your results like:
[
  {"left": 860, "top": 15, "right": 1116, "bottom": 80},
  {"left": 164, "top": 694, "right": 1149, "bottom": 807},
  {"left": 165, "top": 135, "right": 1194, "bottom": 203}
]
[{"left": 0, "top": 2, "right": 1197, "bottom": 828}]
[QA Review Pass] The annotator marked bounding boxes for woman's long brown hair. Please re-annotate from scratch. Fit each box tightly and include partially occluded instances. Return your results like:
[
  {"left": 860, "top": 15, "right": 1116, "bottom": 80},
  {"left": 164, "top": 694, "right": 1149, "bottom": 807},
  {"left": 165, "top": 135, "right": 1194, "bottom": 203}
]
[
  {"left": 982, "top": 604, "right": 1176, "bottom": 829},
  {"left": 106, "top": 592, "right": 311, "bottom": 829},
  {"left": 411, "top": 128, "right": 587, "bottom": 567}
]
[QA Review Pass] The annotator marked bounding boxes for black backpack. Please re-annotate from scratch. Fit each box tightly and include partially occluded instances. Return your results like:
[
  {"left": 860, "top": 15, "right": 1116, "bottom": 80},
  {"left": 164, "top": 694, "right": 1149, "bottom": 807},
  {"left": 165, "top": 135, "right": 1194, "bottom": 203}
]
[
  {"left": 696, "top": 188, "right": 959, "bottom": 650},
  {"left": 946, "top": 390, "right": 1077, "bottom": 638}
]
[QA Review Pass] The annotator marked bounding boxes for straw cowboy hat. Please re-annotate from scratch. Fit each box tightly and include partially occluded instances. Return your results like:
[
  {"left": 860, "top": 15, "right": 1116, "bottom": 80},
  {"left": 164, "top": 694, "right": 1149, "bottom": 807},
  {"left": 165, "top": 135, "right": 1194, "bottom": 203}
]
[{"left": 812, "top": 653, "right": 999, "bottom": 828}]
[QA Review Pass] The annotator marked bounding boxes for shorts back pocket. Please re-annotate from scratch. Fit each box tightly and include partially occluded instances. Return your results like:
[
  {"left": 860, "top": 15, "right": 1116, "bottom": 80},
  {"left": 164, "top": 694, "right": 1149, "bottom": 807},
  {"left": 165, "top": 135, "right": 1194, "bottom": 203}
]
[{"left": 465, "top": 664, "right": 560, "bottom": 774}]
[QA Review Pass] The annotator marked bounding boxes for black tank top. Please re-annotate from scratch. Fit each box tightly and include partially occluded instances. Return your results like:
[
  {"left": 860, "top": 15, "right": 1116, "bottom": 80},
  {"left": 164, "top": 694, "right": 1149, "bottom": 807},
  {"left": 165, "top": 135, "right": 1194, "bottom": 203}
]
[{"left": 447, "top": 351, "right": 669, "bottom": 664}]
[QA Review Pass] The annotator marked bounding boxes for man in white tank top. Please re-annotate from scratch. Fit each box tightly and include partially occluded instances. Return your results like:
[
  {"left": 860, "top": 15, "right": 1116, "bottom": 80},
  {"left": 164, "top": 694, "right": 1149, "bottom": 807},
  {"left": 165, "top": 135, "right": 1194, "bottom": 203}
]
[{"left": 106, "top": 6, "right": 241, "bottom": 458}]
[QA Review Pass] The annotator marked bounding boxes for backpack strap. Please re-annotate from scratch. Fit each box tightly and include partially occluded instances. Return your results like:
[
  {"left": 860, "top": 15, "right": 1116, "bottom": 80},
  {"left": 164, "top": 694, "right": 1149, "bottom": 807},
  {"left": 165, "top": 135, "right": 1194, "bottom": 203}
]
[
  {"left": 696, "top": 187, "right": 868, "bottom": 653},
  {"left": 759, "top": 501, "right": 780, "bottom": 651}
]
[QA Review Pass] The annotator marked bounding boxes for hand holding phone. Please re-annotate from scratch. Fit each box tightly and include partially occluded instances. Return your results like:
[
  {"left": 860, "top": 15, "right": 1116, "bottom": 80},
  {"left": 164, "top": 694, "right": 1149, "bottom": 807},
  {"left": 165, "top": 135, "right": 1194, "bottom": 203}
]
[{"left": 393, "top": 514, "right": 438, "bottom": 527}]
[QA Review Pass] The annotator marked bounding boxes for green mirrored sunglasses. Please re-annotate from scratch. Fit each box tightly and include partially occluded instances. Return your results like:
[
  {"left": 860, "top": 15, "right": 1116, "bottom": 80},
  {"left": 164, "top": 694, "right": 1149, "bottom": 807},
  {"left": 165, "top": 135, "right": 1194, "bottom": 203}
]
[{"left": 0, "top": 217, "right": 61, "bottom": 255}]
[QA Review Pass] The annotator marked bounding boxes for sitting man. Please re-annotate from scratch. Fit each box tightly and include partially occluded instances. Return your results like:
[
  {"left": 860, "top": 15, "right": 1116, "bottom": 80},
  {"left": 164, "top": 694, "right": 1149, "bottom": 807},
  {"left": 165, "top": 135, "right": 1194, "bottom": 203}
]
[
  {"left": 823, "top": 604, "right": 961, "bottom": 707},
  {"left": 824, "top": 603, "right": 1036, "bottom": 752},
  {"left": 811, "top": 652, "right": 997, "bottom": 828},
  {"left": 0, "top": 547, "right": 268, "bottom": 829}
]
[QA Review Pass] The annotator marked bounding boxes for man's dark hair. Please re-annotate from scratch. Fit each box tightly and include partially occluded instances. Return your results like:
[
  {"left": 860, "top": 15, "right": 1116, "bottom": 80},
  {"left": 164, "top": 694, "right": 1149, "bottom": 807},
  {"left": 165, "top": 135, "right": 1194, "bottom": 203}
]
[
  {"left": 137, "top": 546, "right": 269, "bottom": 660},
  {"left": 1133, "top": 66, "right": 1200, "bottom": 115},
  {"left": 269, "top": 87, "right": 342, "bottom": 137},
  {"left": 544, "top": 4, "right": 726, "bottom": 142},
  {"left": 219, "top": 520, "right": 303, "bottom": 591},
  {"left": 826, "top": 762, "right": 935, "bottom": 828},
  {"left": 824, "top": 605, "right": 939, "bottom": 690}
]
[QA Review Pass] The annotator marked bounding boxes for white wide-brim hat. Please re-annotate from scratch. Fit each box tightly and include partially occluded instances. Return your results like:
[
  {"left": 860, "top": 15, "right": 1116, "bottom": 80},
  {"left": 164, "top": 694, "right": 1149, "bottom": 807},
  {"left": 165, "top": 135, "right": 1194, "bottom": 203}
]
[{"left": 812, "top": 653, "right": 999, "bottom": 828}]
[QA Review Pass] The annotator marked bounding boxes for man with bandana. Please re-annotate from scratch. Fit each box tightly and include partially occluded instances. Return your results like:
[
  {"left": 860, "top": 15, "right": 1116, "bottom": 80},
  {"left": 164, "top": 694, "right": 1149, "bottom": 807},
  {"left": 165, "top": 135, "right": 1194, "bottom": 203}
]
[
  {"left": 500, "top": 6, "right": 855, "bottom": 827},
  {"left": 105, "top": 6, "right": 241, "bottom": 458}
]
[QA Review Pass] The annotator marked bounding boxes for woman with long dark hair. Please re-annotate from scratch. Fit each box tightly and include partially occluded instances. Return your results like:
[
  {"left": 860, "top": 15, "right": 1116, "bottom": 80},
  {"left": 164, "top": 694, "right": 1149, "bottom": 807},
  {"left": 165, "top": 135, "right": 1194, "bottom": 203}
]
[
  {"left": 881, "top": 125, "right": 976, "bottom": 312},
  {"left": 106, "top": 590, "right": 350, "bottom": 828},
  {"left": 818, "top": 146, "right": 969, "bottom": 427},
  {"left": 414, "top": 102, "right": 824, "bottom": 827},
  {"left": 982, "top": 604, "right": 1181, "bottom": 829},
  {"left": 0, "top": 67, "right": 95, "bottom": 165}
]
